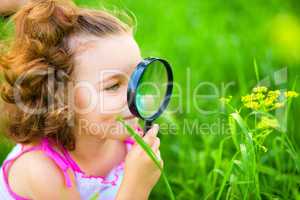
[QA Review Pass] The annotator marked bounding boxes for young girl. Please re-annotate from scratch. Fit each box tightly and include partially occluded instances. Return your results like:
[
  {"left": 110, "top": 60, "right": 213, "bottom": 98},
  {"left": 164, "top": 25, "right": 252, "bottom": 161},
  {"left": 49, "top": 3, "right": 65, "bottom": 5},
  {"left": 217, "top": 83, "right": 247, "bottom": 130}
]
[{"left": 0, "top": 0, "right": 163, "bottom": 199}]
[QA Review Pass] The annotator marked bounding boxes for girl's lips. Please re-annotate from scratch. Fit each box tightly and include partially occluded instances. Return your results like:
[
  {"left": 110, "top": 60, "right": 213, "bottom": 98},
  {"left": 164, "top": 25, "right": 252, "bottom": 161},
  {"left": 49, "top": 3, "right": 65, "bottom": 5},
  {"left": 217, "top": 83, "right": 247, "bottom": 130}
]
[
  {"left": 119, "top": 115, "right": 143, "bottom": 135},
  {"left": 124, "top": 116, "right": 138, "bottom": 126}
]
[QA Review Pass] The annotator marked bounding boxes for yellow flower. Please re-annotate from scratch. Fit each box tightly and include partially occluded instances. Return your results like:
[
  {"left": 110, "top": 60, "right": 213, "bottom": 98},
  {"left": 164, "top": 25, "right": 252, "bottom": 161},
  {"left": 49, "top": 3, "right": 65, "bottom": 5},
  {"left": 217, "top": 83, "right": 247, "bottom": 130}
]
[
  {"left": 264, "top": 97, "right": 274, "bottom": 106},
  {"left": 257, "top": 116, "right": 279, "bottom": 129},
  {"left": 220, "top": 96, "right": 232, "bottom": 104},
  {"left": 267, "top": 90, "right": 280, "bottom": 99},
  {"left": 242, "top": 94, "right": 257, "bottom": 102},
  {"left": 244, "top": 101, "right": 260, "bottom": 110},
  {"left": 241, "top": 88, "right": 297, "bottom": 111},
  {"left": 274, "top": 102, "right": 284, "bottom": 109},
  {"left": 254, "top": 93, "right": 265, "bottom": 100},
  {"left": 284, "top": 91, "right": 299, "bottom": 98},
  {"left": 253, "top": 86, "right": 268, "bottom": 93}
]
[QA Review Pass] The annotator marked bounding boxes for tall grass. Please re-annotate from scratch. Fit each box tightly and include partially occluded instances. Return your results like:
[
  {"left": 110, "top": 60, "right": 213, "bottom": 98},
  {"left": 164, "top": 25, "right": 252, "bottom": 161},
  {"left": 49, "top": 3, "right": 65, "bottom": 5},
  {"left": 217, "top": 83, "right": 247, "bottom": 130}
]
[{"left": 0, "top": 0, "right": 300, "bottom": 199}]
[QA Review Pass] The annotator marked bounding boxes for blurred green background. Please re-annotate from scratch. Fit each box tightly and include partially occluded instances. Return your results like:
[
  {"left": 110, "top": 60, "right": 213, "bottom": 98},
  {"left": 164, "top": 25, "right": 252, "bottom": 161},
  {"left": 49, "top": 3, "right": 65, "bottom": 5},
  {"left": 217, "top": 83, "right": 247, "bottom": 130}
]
[{"left": 1, "top": 0, "right": 300, "bottom": 199}]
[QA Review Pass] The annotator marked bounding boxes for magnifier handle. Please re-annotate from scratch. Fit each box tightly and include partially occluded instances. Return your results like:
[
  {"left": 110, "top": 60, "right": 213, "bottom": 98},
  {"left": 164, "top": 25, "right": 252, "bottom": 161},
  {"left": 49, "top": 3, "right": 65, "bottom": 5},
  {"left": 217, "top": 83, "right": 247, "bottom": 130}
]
[{"left": 143, "top": 120, "right": 153, "bottom": 136}]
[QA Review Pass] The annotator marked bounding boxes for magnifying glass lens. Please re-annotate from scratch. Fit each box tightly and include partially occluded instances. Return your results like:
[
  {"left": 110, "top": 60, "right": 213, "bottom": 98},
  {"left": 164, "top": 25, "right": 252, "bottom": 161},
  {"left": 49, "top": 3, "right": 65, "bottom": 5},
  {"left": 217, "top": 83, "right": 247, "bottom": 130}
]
[{"left": 136, "top": 60, "right": 168, "bottom": 118}]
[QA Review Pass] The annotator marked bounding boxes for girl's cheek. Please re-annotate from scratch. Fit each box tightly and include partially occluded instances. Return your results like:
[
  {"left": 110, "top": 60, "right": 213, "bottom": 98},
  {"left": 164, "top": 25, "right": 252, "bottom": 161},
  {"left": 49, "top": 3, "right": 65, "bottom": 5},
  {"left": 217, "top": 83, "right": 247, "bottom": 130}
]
[
  {"left": 98, "top": 94, "right": 126, "bottom": 113},
  {"left": 74, "top": 87, "right": 97, "bottom": 111}
]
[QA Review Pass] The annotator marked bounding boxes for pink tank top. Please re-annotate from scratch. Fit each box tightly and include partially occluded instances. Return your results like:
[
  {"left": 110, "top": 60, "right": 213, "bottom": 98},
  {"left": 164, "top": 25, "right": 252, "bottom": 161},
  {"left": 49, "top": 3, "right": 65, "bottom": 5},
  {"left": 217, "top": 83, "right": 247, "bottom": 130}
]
[{"left": 0, "top": 126, "right": 142, "bottom": 200}]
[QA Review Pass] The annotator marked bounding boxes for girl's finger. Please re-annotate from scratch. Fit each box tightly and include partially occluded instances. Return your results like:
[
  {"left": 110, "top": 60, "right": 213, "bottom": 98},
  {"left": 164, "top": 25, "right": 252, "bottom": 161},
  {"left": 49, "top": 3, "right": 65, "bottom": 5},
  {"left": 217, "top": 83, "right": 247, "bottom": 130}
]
[
  {"left": 155, "top": 150, "right": 161, "bottom": 160},
  {"left": 143, "top": 124, "right": 159, "bottom": 146},
  {"left": 156, "top": 151, "right": 163, "bottom": 168},
  {"left": 145, "top": 124, "right": 159, "bottom": 136},
  {"left": 134, "top": 125, "right": 143, "bottom": 136},
  {"left": 151, "top": 137, "right": 160, "bottom": 152},
  {"left": 157, "top": 151, "right": 161, "bottom": 160}
]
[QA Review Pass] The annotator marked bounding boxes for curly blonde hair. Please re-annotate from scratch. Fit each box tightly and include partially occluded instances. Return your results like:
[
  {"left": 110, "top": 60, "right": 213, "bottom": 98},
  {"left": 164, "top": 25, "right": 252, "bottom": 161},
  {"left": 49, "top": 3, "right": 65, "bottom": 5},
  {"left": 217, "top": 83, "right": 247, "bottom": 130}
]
[{"left": 0, "top": 0, "right": 133, "bottom": 150}]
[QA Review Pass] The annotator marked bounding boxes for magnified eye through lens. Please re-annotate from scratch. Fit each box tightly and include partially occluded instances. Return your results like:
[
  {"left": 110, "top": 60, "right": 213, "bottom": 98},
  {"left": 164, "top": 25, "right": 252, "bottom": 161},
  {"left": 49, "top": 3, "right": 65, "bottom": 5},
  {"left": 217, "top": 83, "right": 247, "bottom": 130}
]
[
  {"left": 127, "top": 57, "right": 173, "bottom": 134},
  {"left": 136, "top": 60, "right": 168, "bottom": 118}
]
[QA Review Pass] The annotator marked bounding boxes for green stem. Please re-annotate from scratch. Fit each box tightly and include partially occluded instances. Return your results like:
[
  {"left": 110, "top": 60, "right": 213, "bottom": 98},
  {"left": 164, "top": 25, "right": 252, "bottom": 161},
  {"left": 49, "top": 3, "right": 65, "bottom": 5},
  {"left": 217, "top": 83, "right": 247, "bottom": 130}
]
[{"left": 117, "top": 117, "right": 175, "bottom": 200}]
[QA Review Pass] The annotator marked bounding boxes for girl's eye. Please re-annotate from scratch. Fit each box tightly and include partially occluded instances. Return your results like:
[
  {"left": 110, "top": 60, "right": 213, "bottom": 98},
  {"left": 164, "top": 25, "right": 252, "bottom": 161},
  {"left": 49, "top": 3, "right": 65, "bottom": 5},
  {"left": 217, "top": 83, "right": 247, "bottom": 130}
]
[{"left": 104, "top": 83, "right": 120, "bottom": 91}]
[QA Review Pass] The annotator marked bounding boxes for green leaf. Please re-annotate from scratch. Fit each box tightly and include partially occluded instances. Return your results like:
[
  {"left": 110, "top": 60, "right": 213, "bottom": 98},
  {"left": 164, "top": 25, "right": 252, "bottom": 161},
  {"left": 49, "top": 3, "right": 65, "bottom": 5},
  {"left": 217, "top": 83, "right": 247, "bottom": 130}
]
[{"left": 253, "top": 58, "right": 260, "bottom": 84}]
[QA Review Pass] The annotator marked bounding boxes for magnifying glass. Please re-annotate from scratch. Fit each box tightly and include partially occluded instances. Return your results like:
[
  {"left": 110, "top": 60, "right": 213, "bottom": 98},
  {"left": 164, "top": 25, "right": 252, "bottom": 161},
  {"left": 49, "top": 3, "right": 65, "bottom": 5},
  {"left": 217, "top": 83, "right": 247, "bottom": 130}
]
[{"left": 127, "top": 57, "right": 173, "bottom": 135}]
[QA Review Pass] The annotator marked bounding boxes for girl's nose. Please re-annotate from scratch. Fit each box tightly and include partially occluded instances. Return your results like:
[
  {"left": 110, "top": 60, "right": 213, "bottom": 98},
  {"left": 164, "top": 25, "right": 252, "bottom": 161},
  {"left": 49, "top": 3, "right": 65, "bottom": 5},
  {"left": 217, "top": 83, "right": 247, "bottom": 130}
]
[{"left": 122, "top": 104, "right": 133, "bottom": 119}]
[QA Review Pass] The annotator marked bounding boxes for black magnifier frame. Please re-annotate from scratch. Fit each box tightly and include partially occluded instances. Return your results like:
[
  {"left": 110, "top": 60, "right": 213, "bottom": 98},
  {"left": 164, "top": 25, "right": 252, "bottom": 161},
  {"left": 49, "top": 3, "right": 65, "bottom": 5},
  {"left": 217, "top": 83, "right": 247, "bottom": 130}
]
[{"left": 127, "top": 57, "right": 173, "bottom": 135}]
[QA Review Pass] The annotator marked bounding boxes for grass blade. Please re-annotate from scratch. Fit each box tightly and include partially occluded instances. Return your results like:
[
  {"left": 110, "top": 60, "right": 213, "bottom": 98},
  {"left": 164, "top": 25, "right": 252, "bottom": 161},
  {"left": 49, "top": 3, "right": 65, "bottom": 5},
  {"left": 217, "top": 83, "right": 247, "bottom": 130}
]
[
  {"left": 253, "top": 58, "right": 260, "bottom": 84},
  {"left": 231, "top": 112, "right": 261, "bottom": 200},
  {"left": 117, "top": 118, "right": 175, "bottom": 200}
]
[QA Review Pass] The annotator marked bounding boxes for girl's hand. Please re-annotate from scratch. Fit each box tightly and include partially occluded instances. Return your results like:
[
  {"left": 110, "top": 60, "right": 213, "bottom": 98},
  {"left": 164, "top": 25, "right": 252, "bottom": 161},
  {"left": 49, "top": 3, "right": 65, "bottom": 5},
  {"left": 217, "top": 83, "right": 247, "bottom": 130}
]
[{"left": 116, "top": 124, "right": 163, "bottom": 200}]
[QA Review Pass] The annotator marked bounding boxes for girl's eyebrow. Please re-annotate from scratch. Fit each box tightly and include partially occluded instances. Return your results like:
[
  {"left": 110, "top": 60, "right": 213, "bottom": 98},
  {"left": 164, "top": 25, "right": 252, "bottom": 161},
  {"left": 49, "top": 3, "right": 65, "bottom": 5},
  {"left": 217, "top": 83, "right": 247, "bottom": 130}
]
[
  {"left": 101, "top": 73, "right": 122, "bottom": 83},
  {"left": 97, "top": 71, "right": 128, "bottom": 86},
  {"left": 98, "top": 65, "right": 134, "bottom": 83}
]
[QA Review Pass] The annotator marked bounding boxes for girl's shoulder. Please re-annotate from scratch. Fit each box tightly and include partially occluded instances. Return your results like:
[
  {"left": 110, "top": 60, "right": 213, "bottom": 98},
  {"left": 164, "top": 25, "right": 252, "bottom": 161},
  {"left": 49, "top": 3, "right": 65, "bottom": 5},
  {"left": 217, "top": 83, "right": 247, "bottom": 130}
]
[
  {"left": 0, "top": 136, "right": 137, "bottom": 199},
  {"left": 1, "top": 138, "right": 79, "bottom": 199},
  {"left": 8, "top": 148, "right": 77, "bottom": 198}
]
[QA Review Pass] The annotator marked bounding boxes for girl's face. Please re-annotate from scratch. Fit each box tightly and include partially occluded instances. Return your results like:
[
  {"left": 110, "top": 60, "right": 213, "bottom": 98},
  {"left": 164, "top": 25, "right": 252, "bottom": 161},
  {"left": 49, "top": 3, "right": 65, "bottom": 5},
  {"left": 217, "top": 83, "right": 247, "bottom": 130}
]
[{"left": 69, "top": 33, "right": 142, "bottom": 140}]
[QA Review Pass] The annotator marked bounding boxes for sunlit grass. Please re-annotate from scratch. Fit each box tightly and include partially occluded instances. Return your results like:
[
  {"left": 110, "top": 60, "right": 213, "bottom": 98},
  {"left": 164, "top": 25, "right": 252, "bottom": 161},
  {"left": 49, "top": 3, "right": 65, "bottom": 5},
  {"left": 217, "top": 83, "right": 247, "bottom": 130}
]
[{"left": 0, "top": 0, "right": 299, "bottom": 199}]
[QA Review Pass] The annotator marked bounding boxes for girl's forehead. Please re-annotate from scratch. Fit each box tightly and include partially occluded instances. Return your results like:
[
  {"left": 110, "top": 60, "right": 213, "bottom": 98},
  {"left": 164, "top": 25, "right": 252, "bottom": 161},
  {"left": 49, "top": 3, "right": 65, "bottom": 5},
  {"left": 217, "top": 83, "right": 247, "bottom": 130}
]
[{"left": 70, "top": 33, "right": 142, "bottom": 80}]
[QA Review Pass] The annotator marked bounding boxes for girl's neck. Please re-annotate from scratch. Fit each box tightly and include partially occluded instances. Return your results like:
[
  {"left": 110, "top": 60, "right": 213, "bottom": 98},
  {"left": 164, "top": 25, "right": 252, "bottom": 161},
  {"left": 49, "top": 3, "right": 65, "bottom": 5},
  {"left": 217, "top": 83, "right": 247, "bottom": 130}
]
[{"left": 69, "top": 132, "right": 127, "bottom": 177}]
